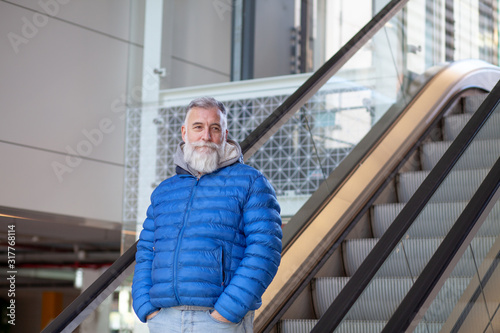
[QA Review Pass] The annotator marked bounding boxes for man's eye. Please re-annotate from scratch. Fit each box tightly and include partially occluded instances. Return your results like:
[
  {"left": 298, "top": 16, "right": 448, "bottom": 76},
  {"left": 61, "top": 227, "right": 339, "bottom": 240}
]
[{"left": 212, "top": 127, "right": 221, "bottom": 132}]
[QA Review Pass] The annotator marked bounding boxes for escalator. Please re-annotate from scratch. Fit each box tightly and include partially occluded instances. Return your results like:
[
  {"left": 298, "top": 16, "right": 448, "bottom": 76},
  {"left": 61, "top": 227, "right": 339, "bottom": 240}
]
[
  {"left": 273, "top": 75, "right": 500, "bottom": 333},
  {"left": 42, "top": 0, "right": 500, "bottom": 332}
]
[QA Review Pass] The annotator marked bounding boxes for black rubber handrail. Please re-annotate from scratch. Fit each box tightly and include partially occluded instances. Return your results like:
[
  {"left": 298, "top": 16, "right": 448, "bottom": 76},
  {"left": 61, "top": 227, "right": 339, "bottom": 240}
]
[
  {"left": 382, "top": 93, "right": 500, "bottom": 332},
  {"left": 41, "top": 1, "right": 409, "bottom": 331},
  {"left": 310, "top": 80, "right": 500, "bottom": 332}
]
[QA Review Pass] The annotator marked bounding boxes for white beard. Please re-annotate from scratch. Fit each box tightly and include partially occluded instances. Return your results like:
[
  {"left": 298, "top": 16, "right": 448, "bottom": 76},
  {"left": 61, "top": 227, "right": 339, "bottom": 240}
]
[{"left": 183, "top": 140, "right": 225, "bottom": 174}]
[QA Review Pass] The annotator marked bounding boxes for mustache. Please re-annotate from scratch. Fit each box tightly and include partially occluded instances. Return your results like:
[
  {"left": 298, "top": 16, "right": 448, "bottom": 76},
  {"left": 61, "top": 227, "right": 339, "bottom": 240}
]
[{"left": 189, "top": 141, "right": 220, "bottom": 149}]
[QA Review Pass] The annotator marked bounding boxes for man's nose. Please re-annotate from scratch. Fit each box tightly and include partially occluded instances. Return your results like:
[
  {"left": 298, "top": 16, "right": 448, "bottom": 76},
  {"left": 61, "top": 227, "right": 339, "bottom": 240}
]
[{"left": 201, "top": 128, "right": 211, "bottom": 141}]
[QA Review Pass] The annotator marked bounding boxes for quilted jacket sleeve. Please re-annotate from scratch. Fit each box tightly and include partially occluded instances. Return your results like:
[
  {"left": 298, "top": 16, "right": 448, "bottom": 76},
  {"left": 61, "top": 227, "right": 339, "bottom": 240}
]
[
  {"left": 132, "top": 205, "right": 160, "bottom": 323},
  {"left": 214, "top": 174, "right": 282, "bottom": 323}
]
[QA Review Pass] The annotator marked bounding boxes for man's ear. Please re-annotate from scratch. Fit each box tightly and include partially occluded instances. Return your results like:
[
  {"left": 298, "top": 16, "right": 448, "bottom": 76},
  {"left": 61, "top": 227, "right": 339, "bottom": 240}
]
[
  {"left": 225, "top": 129, "right": 229, "bottom": 141},
  {"left": 181, "top": 125, "right": 187, "bottom": 142}
]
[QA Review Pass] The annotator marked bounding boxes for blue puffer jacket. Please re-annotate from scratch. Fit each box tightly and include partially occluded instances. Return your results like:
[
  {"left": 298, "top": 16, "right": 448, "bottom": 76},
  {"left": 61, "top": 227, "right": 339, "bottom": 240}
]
[{"left": 132, "top": 140, "right": 282, "bottom": 323}]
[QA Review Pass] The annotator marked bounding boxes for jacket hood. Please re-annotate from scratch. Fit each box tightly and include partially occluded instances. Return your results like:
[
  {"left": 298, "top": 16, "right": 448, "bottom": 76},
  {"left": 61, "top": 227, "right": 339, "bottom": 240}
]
[{"left": 174, "top": 139, "right": 243, "bottom": 176}]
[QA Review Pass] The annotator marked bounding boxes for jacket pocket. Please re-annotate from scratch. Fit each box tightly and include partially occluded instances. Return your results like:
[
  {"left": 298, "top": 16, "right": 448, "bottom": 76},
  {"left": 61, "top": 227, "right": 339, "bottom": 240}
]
[
  {"left": 214, "top": 246, "right": 224, "bottom": 287},
  {"left": 215, "top": 246, "right": 224, "bottom": 288},
  {"left": 178, "top": 246, "right": 224, "bottom": 290},
  {"left": 220, "top": 246, "right": 225, "bottom": 287}
]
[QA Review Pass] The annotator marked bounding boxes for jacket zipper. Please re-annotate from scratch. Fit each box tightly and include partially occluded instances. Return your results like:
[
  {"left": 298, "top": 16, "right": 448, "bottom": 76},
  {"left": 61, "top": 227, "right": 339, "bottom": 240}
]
[{"left": 173, "top": 176, "right": 200, "bottom": 303}]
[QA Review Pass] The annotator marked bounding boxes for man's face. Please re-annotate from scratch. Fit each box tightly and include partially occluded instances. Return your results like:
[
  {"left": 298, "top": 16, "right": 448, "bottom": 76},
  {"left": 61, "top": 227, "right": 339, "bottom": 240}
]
[
  {"left": 181, "top": 107, "right": 227, "bottom": 147},
  {"left": 181, "top": 106, "right": 228, "bottom": 174}
]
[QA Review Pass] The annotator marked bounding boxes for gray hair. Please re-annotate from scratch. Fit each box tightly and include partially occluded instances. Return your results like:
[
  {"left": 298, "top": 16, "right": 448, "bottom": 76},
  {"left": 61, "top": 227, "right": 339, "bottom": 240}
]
[{"left": 185, "top": 97, "right": 228, "bottom": 130}]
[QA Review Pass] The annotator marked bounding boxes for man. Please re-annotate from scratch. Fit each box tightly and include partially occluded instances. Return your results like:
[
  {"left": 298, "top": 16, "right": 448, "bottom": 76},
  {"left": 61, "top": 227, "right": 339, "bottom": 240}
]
[{"left": 132, "top": 97, "right": 282, "bottom": 332}]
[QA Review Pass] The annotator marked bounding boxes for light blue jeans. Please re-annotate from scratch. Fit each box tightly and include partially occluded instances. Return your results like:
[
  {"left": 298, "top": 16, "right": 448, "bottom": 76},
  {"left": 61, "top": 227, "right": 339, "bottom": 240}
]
[{"left": 147, "top": 306, "right": 254, "bottom": 333}]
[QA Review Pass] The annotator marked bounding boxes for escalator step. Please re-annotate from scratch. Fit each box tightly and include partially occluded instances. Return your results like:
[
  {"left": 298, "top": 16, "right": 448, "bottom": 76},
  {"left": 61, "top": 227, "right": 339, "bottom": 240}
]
[
  {"left": 397, "top": 169, "right": 489, "bottom": 203},
  {"left": 342, "top": 237, "right": 495, "bottom": 277},
  {"left": 463, "top": 94, "right": 488, "bottom": 114},
  {"left": 278, "top": 319, "right": 318, "bottom": 333},
  {"left": 278, "top": 319, "right": 443, "bottom": 333},
  {"left": 278, "top": 319, "right": 386, "bottom": 333},
  {"left": 312, "top": 277, "right": 470, "bottom": 322},
  {"left": 443, "top": 113, "right": 500, "bottom": 141},
  {"left": 420, "top": 139, "right": 500, "bottom": 171},
  {"left": 371, "top": 201, "right": 500, "bottom": 238}
]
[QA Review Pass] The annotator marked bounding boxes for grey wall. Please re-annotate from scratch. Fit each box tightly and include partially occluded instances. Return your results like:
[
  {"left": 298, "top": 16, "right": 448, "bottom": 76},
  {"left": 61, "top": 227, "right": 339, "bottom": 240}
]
[
  {"left": 0, "top": 0, "right": 143, "bottom": 223},
  {"left": 254, "top": 0, "right": 297, "bottom": 78},
  {"left": 160, "top": 0, "right": 232, "bottom": 89},
  {"left": 157, "top": 0, "right": 297, "bottom": 88}
]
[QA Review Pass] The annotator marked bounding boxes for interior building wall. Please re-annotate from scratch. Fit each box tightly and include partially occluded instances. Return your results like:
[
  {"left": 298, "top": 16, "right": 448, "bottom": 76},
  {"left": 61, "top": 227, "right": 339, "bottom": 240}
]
[
  {"left": 157, "top": 0, "right": 297, "bottom": 90},
  {"left": 254, "top": 0, "right": 297, "bottom": 78},
  {"left": 0, "top": 0, "right": 144, "bottom": 223},
  {"left": 159, "top": 0, "right": 232, "bottom": 90}
]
